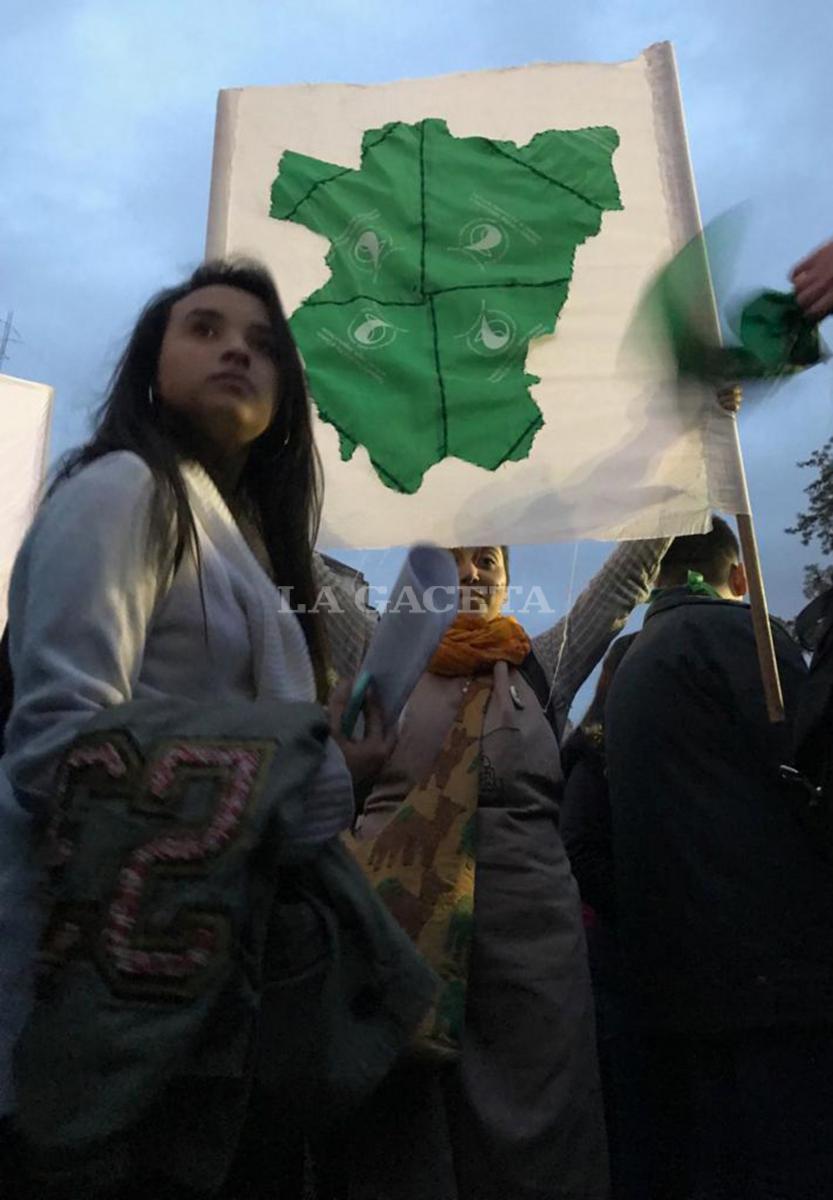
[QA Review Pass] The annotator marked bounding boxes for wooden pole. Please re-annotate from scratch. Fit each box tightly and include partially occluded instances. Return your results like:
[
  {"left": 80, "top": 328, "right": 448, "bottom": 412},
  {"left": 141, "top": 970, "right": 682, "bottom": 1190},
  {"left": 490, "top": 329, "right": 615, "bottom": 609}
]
[
  {"left": 642, "top": 44, "right": 783, "bottom": 721},
  {"left": 711, "top": 386, "right": 784, "bottom": 725},
  {"left": 736, "top": 511, "right": 785, "bottom": 724}
]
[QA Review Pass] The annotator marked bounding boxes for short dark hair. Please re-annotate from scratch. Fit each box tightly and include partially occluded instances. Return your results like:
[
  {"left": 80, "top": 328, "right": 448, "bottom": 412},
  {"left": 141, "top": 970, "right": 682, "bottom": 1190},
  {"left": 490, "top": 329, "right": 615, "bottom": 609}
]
[{"left": 657, "top": 516, "right": 740, "bottom": 588}]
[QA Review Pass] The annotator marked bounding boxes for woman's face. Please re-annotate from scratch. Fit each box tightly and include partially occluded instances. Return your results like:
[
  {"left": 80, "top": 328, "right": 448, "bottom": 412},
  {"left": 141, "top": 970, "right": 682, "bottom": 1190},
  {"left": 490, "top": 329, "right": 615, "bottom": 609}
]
[
  {"left": 453, "top": 546, "right": 508, "bottom": 622},
  {"left": 156, "top": 285, "right": 279, "bottom": 459}
]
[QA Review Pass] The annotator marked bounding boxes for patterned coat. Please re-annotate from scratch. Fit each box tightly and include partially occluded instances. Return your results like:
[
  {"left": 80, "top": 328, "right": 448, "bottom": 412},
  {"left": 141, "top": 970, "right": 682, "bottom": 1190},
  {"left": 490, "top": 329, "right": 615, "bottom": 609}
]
[{"left": 345, "top": 539, "right": 669, "bottom": 1200}]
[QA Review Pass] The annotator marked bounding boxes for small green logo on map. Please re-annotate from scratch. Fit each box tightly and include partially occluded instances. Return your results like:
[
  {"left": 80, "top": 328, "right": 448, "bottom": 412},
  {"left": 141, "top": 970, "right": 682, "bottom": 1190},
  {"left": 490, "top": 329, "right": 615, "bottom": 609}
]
[
  {"left": 454, "top": 219, "right": 509, "bottom": 265},
  {"left": 461, "top": 304, "right": 516, "bottom": 357},
  {"left": 348, "top": 309, "right": 402, "bottom": 349},
  {"left": 335, "top": 212, "right": 393, "bottom": 280}
]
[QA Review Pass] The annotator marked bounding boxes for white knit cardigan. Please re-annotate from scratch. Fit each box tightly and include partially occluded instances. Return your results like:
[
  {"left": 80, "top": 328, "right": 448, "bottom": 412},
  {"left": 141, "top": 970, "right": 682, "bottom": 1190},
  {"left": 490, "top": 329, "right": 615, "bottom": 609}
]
[{"left": 0, "top": 450, "right": 356, "bottom": 1113}]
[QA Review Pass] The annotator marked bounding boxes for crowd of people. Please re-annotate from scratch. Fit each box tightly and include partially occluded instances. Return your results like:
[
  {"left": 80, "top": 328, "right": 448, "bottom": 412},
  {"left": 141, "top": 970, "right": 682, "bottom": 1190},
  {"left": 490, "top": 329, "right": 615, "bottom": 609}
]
[{"left": 0, "top": 236, "right": 831, "bottom": 1200}]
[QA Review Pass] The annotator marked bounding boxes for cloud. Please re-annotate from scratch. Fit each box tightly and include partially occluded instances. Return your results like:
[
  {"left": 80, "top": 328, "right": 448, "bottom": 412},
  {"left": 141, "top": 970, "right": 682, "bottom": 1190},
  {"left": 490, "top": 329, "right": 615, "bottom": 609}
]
[{"left": 2, "top": 0, "right": 832, "bottom": 629}]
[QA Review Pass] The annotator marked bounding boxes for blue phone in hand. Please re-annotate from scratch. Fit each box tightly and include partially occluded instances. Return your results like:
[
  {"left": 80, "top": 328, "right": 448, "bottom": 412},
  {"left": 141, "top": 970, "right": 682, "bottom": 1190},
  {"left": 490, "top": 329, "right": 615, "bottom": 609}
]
[{"left": 340, "top": 670, "right": 372, "bottom": 738}]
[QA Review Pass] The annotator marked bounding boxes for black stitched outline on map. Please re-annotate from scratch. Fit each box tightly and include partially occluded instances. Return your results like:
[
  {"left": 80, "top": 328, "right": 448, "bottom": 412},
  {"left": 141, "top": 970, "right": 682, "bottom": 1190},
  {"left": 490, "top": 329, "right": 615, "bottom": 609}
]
[
  {"left": 484, "top": 139, "right": 605, "bottom": 212},
  {"left": 429, "top": 295, "right": 449, "bottom": 458},
  {"left": 370, "top": 459, "right": 410, "bottom": 493},
  {"left": 273, "top": 121, "right": 404, "bottom": 222},
  {"left": 302, "top": 295, "right": 425, "bottom": 308},
  {"left": 428, "top": 277, "right": 571, "bottom": 299},
  {"left": 495, "top": 414, "right": 545, "bottom": 468},
  {"left": 364, "top": 121, "right": 404, "bottom": 153},
  {"left": 419, "top": 120, "right": 427, "bottom": 299},
  {"left": 273, "top": 167, "right": 353, "bottom": 222},
  {"left": 316, "top": 408, "right": 411, "bottom": 494},
  {"left": 300, "top": 278, "right": 572, "bottom": 308}
]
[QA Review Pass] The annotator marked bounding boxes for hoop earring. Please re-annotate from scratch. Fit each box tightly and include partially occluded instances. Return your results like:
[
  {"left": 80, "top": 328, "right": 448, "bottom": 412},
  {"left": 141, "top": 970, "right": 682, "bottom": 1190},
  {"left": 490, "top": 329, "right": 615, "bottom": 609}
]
[
  {"left": 148, "top": 385, "right": 157, "bottom": 408},
  {"left": 268, "top": 431, "right": 292, "bottom": 465}
]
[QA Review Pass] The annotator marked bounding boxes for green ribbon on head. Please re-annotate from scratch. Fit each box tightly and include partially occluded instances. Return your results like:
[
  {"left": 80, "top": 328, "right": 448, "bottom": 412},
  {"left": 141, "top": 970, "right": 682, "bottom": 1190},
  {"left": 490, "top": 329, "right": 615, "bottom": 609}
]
[
  {"left": 651, "top": 570, "right": 723, "bottom": 604},
  {"left": 684, "top": 569, "right": 723, "bottom": 600}
]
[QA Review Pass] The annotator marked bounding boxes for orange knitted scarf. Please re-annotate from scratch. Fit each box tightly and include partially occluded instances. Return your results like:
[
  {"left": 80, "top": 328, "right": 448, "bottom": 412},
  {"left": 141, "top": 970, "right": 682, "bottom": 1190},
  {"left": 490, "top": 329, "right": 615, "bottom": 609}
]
[{"left": 428, "top": 613, "right": 532, "bottom": 677}]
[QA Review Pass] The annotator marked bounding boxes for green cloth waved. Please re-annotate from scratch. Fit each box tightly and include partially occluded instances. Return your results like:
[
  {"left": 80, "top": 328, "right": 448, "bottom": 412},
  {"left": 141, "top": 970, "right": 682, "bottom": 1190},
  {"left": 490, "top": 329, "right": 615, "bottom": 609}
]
[{"left": 640, "top": 218, "right": 825, "bottom": 385}]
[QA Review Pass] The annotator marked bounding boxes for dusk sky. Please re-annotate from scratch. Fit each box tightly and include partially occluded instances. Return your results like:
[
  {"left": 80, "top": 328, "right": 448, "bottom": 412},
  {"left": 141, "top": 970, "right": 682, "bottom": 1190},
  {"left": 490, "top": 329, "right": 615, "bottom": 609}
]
[{"left": 3, "top": 0, "right": 832, "bottom": 714}]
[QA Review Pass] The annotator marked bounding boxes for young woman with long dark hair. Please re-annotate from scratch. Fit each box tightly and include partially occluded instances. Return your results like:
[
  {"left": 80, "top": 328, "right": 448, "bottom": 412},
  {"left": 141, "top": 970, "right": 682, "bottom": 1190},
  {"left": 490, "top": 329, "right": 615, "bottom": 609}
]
[{"left": 0, "top": 259, "right": 399, "bottom": 1198}]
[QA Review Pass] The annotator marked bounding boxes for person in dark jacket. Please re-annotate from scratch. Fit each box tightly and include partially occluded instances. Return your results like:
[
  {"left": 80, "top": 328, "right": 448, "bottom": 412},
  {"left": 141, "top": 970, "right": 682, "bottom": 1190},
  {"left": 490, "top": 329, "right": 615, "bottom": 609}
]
[
  {"left": 606, "top": 516, "right": 833, "bottom": 1200},
  {"left": 792, "top": 588, "right": 833, "bottom": 852},
  {"left": 562, "top": 634, "right": 637, "bottom": 927}
]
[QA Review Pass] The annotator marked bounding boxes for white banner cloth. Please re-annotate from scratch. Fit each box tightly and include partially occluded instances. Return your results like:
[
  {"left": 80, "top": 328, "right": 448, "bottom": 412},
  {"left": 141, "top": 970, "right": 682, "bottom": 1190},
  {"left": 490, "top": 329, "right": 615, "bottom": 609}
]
[
  {"left": 207, "top": 42, "right": 747, "bottom": 549},
  {"left": 0, "top": 374, "right": 53, "bottom": 627}
]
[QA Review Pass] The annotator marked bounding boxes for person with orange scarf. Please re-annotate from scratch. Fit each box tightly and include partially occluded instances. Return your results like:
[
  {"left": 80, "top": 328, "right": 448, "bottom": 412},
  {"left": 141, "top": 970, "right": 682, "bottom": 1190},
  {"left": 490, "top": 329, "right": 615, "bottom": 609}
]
[{"left": 338, "top": 536, "right": 671, "bottom": 1200}]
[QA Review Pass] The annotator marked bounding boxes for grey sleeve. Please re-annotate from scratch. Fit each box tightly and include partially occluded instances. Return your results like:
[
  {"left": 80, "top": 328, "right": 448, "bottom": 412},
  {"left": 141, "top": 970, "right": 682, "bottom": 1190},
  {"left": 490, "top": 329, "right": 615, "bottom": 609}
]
[
  {"left": 4, "top": 456, "right": 165, "bottom": 810},
  {"left": 312, "top": 553, "right": 379, "bottom": 683}
]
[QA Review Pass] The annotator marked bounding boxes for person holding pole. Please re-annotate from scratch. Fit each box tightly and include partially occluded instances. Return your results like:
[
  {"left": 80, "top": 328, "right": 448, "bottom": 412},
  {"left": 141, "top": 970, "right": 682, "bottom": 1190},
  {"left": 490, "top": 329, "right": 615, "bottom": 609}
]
[
  {"left": 339, "top": 533, "right": 668, "bottom": 1200},
  {"left": 605, "top": 519, "right": 833, "bottom": 1200},
  {"left": 785, "top": 235, "right": 833, "bottom": 871}
]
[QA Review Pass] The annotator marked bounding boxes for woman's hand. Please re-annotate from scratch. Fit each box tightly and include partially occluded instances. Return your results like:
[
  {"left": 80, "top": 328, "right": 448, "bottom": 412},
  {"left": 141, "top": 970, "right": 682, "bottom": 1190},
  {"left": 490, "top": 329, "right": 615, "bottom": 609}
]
[
  {"left": 329, "top": 678, "right": 397, "bottom": 795},
  {"left": 716, "top": 384, "right": 742, "bottom": 414}
]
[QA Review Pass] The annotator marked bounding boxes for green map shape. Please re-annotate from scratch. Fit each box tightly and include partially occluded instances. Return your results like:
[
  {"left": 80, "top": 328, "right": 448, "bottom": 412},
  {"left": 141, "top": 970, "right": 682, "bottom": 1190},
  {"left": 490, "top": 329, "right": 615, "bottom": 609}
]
[{"left": 270, "top": 118, "right": 622, "bottom": 494}]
